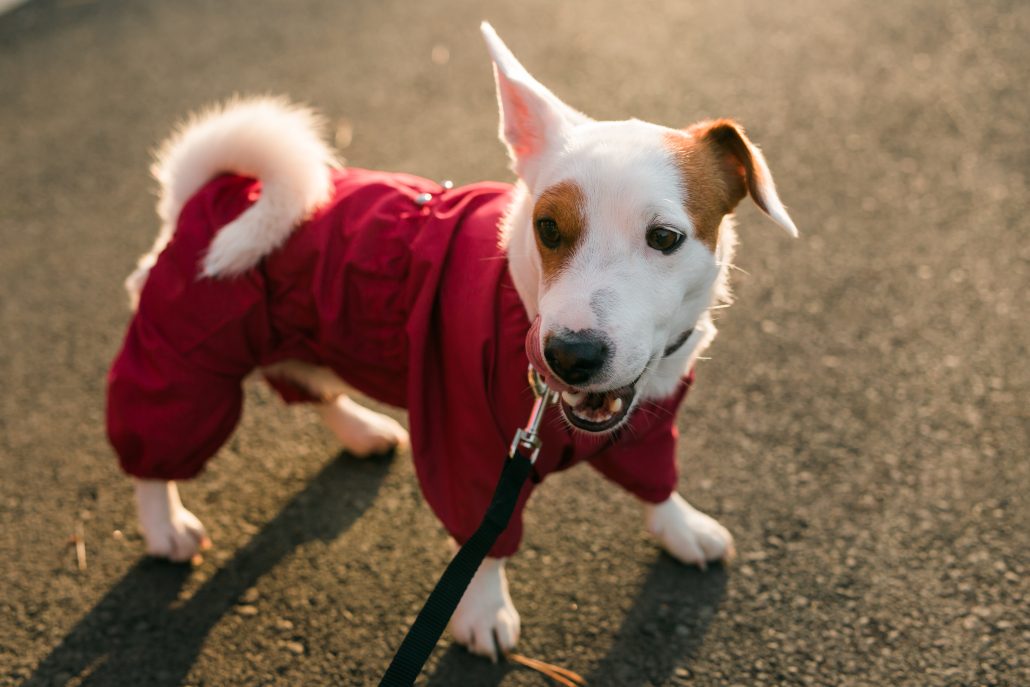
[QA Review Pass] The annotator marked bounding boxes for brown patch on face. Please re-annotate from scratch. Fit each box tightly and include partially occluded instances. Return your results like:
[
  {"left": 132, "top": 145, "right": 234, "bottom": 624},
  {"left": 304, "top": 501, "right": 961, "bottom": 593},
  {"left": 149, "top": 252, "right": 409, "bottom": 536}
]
[
  {"left": 532, "top": 180, "right": 586, "bottom": 281},
  {"left": 664, "top": 119, "right": 759, "bottom": 252}
]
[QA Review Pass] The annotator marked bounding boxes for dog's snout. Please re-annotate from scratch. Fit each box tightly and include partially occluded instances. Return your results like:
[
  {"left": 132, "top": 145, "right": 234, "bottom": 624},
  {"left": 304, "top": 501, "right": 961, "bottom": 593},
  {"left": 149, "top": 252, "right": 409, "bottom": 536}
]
[{"left": 543, "top": 330, "right": 611, "bottom": 385}]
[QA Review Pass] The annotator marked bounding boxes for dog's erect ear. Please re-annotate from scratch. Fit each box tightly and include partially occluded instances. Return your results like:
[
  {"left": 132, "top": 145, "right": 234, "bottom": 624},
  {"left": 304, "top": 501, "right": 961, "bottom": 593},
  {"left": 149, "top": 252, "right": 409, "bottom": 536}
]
[
  {"left": 481, "top": 22, "right": 588, "bottom": 184},
  {"left": 689, "top": 119, "right": 798, "bottom": 236}
]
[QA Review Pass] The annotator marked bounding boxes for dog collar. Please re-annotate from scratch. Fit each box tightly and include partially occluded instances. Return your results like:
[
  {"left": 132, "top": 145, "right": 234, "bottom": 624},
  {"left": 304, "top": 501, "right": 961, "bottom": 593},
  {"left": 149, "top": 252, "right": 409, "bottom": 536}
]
[{"left": 662, "top": 328, "right": 693, "bottom": 358}]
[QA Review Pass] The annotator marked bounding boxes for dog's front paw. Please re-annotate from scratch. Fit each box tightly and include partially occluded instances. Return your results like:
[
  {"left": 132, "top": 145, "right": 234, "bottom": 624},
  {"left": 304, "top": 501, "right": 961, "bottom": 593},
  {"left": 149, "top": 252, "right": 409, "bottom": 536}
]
[
  {"left": 448, "top": 557, "right": 520, "bottom": 662},
  {"left": 645, "top": 492, "right": 735, "bottom": 569},
  {"left": 134, "top": 479, "right": 211, "bottom": 563}
]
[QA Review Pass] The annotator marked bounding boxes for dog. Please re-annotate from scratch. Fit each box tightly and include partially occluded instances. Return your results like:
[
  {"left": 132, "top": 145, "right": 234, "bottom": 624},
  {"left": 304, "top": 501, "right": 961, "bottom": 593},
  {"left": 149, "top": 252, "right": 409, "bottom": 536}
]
[{"left": 106, "top": 23, "right": 797, "bottom": 660}]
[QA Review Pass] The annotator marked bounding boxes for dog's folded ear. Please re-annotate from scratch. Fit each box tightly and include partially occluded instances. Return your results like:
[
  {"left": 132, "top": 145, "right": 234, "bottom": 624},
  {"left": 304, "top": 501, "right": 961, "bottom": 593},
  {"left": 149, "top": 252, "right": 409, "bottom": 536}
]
[
  {"left": 481, "top": 22, "right": 589, "bottom": 185},
  {"left": 689, "top": 119, "right": 798, "bottom": 237}
]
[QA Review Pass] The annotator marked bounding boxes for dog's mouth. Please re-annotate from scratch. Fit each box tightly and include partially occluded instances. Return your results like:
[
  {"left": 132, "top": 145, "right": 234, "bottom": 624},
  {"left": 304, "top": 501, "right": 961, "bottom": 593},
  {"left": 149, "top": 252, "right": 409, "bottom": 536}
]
[
  {"left": 558, "top": 384, "right": 636, "bottom": 432},
  {"left": 526, "top": 316, "right": 637, "bottom": 432}
]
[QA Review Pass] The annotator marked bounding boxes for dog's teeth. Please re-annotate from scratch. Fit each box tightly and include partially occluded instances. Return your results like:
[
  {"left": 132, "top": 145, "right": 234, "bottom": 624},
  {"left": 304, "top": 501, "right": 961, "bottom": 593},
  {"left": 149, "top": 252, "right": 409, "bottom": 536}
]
[
  {"left": 609, "top": 397, "right": 624, "bottom": 414},
  {"left": 562, "top": 391, "right": 585, "bottom": 406}
]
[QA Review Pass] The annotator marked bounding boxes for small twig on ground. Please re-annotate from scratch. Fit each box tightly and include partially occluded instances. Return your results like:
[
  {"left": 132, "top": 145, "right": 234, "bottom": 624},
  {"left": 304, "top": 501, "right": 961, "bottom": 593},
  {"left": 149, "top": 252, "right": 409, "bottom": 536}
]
[
  {"left": 69, "top": 522, "right": 87, "bottom": 571},
  {"left": 506, "top": 652, "right": 586, "bottom": 686}
]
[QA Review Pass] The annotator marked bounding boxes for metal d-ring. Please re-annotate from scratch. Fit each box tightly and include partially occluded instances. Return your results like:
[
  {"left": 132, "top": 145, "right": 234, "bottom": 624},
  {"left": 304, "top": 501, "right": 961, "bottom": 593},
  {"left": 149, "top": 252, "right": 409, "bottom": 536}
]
[{"left": 509, "top": 366, "right": 557, "bottom": 463}]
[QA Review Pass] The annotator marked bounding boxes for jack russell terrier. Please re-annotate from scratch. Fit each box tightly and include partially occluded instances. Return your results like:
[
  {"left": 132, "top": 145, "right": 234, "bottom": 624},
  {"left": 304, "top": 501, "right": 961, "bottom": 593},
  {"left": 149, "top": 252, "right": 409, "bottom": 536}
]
[{"left": 106, "top": 23, "right": 797, "bottom": 660}]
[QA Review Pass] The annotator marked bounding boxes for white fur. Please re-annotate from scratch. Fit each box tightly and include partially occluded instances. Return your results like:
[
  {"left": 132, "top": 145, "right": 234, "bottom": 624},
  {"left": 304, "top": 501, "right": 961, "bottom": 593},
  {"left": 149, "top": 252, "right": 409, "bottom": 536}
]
[
  {"left": 534, "top": 120, "right": 728, "bottom": 400},
  {"left": 645, "top": 492, "right": 736, "bottom": 567},
  {"left": 134, "top": 479, "right": 209, "bottom": 562},
  {"left": 488, "top": 50, "right": 761, "bottom": 409},
  {"left": 126, "top": 97, "right": 335, "bottom": 308},
  {"left": 742, "top": 140, "right": 798, "bottom": 237},
  {"left": 481, "top": 22, "right": 588, "bottom": 187},
  {"left": 448, "top": 556, "right": 519, "bottom": 662},
  {"left": 263, "top": 360, "right": 411, "bottom": 455},
  {"left": 315, "top": 396, "right": 410, "bottom": 456},
  {"left": 485, "top": 20, "right": 794, "bottom": 412}
]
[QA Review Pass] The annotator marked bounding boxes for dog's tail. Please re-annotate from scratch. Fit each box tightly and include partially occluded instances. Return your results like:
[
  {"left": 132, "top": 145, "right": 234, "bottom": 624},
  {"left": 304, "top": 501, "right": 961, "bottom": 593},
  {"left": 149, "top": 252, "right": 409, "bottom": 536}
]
[{"left": 126, "top": 97, "right": 336, "bottom": 307}]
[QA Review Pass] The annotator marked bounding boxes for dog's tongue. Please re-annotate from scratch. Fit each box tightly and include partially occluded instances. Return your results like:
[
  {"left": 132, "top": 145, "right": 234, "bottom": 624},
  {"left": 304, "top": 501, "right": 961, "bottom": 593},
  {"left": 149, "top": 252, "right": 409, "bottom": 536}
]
[{"left": 525, "top": 316, "right": 573, "bottom": 393}]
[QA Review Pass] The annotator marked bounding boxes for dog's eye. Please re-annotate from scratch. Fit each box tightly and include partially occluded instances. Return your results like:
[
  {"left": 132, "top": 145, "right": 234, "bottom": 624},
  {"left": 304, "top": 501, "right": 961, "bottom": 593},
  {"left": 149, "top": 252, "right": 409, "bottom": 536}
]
[
  {"left": 536, "top": 218, "right": 561, "bottom": 249},
  {"left": 646, "top": 226, "right": 685, "bottom": 254}
]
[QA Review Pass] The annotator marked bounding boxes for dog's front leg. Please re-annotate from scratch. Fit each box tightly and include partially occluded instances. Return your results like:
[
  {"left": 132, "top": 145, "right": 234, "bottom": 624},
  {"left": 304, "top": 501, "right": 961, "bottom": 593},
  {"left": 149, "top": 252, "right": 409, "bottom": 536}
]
[
  {"left": 645, "top": 492, "right": 735, "bottom": 568},
  {"left": 134, "top": 479, "right": 210, "bottom": 562},
  {"left": 448, "top": 556, "right": 520, "bottom": 661}
]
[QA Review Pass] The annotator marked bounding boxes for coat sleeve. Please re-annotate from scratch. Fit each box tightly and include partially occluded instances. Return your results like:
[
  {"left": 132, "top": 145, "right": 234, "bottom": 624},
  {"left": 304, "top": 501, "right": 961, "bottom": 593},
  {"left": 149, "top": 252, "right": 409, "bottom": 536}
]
[
  {"left": 586, "top": 373, "right": 693, "bottom": 503},
  {"left": 106, "top": 176, "right": 271, "bottom": 480},
  {"left": 106, "top": 315, "right": 249, "bottom": 480}
]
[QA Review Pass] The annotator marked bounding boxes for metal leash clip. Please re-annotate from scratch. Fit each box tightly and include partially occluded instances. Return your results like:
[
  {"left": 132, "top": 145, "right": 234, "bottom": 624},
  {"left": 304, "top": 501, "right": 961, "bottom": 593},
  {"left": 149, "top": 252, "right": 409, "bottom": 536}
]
[{"left": 508, "top": 366, "right": 558, "bottom": 464}]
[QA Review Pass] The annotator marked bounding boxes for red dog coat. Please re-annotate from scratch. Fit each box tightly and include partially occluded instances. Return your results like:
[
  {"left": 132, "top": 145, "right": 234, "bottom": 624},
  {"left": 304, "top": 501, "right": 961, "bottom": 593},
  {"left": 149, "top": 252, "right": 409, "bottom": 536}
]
[{"left": 107, "top": 168, "right": 691, "bottom": 556}]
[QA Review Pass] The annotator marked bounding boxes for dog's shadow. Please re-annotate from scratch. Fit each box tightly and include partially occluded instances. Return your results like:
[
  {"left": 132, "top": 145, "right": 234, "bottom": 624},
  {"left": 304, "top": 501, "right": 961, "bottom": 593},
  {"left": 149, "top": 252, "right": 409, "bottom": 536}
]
[
  {"left": 22, "top": 450, "right": 392, "bottom": 687},
  {"left": 425, "top": 556, "right": 728, "bottom": 686}
]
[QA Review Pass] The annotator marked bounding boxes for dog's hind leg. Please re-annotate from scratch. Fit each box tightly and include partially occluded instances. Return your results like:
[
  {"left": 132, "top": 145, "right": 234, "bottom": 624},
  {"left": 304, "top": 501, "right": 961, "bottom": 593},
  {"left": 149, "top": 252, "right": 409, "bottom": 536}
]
[
  {"left": 135, "top": 479, "right": 211, "bottom": 562},
  {"left": 263, "top": 360, "right": 410, "bottom": 457},
  {"left": 317, "top": 395, "right": 410, "bottom": 457}
]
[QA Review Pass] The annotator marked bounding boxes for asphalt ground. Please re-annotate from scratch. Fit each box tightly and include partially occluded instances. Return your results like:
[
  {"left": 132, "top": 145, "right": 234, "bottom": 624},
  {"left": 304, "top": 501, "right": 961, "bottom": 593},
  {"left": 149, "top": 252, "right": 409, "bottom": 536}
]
[{"left": 1, "top": 0, "right": 1027, "bottom": 685}]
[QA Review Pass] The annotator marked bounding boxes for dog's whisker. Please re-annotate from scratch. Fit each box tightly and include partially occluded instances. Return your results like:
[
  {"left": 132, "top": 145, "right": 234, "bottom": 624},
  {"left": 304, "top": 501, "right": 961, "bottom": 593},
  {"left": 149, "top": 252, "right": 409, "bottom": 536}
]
[{"left": 717, "top": 261, "right": 750, "bottom": 277}]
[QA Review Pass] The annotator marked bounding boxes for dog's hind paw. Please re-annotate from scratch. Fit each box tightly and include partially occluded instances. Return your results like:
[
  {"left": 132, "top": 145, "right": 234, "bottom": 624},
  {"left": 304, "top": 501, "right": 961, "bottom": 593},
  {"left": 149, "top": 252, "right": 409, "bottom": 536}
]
[
  {"left": 134, "top": 479, "right": 211, "bottom": 563},
  {"left": 449, "top": 557, "right": 520, "bottom": 662},
  {"left": 318, "top": 395, "right": 409, "bottom": 457},
  {"left": 645, "top": 492, "right": 735, "bottom": 569}
]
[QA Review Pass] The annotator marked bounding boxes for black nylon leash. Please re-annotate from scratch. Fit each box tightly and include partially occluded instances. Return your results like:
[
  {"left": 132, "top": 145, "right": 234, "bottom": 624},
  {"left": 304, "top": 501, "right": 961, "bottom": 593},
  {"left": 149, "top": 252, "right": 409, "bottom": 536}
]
[
  {"left": 379, "top": 370, "right": 555, "bottom": 686},
  {"left": 378, "top": 450, "right": 533, "bottom": 685}
]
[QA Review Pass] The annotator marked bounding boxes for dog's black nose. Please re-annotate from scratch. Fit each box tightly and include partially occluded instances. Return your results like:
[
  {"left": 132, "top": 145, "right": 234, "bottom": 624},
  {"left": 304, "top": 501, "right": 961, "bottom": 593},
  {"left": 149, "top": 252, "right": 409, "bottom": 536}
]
[{"left": 544, "top": 330, "right": 611, "bottom": 385}]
